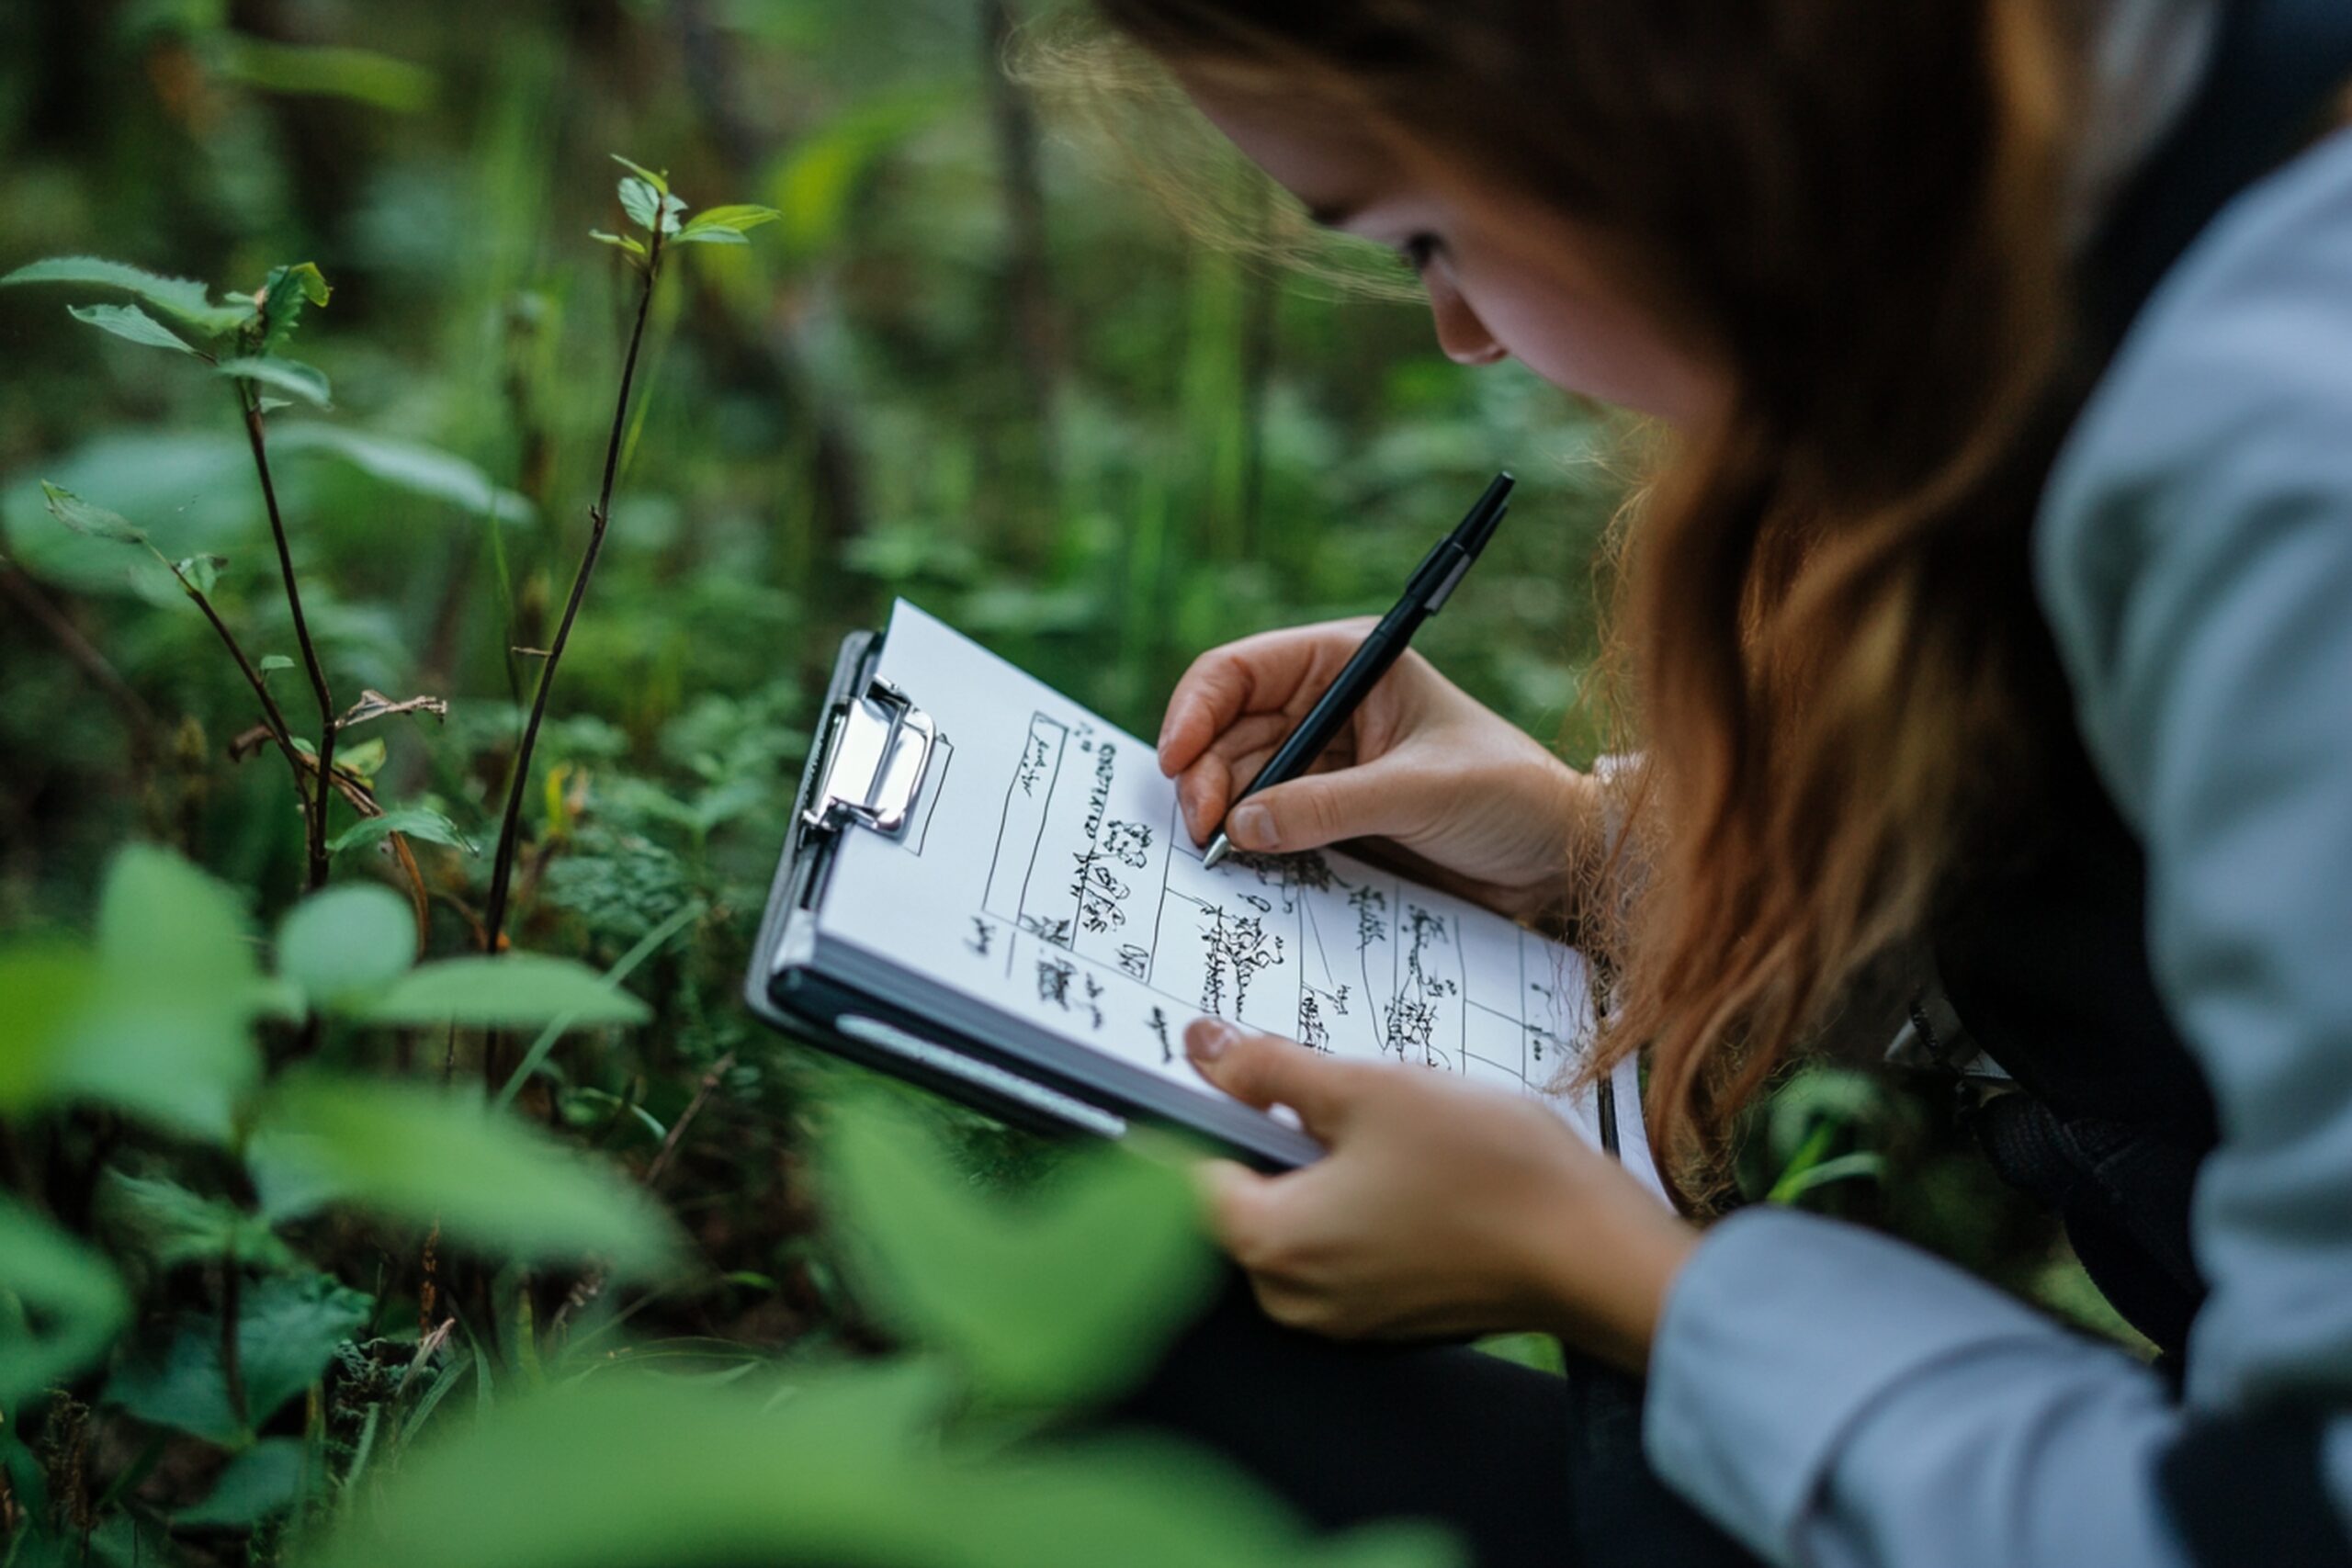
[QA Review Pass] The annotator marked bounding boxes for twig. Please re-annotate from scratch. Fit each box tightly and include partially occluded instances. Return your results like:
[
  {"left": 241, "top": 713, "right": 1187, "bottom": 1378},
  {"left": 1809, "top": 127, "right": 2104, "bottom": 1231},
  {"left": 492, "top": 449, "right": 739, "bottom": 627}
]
[
  {"left": 175, "top": 561, "right": 309, "bottom": 802},
  {"left": 237, "top": 386, "right": 336, "bottom": 890},
  {"left": 481, "top": 202, "right": 669, "bottom": 955}
]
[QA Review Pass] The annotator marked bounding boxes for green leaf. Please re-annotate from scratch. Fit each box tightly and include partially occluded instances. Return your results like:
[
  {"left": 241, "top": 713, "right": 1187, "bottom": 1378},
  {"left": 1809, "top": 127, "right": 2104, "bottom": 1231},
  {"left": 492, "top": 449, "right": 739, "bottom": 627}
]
[
  {"left": 0, "top": 255, "right": 252, "bottom": 336},
  {"left": 277, "top": 885, "right": 416, "bottom": 1010},
  {"left": 825, "top": 1098, "right": 1217, "bottom": 1405},
  {"left": 259, "top": 654, "right": 296, "bottom": 673},
  {"left": 303, "top": 1370, "right": 1460, "bottom": 1568},
  {"left": 106, "top": 1271, "right": 371, "bottom": 1445},
  {"left": 616, "top": 176, "right": 684, "bottom": 235},
  {"left": 0, "top": 1196, "right": 133, "bottom": 1407},
  {"left": 246, "top": 1074, "right": 683, "bottom": 1277},
  {"left": 669, "top": 227, "right": 750, "bottom": 247},
  {"left": 328, "top": 807, "right": 479, "bottom": 858},
  {"left": 0, "top": 942, "right": 96, "bottom": 1112},
  {"left": 40, "top": 480, "right": 145, "bottom": 544},
  {"left": 587, "top": 230, "right": 648, "bottom": 261},
  {"left": 175, "top": 554, "right": 225, "bottom": 595},
  {"left": 268, "top": 424, "right": 532, "bottom": 522},
  {"left": 176, "top": 1438, "right": 315, "bottom": 1528},
  {"left": 95, "top": 1169, "right": 295, "bottom": 1271},
  {"left": 67, "top": 303, "right": 199, "bottom": 355},
  {"left": 608, "top": 154, "right": 669, "bottom": 195},
  {"left": 212, "top": 35, "right": 435, "bottom": 113},
  {"left": 352, "top": 954, "right": 650, "bottom": 1029},
  {"left": 258, "top": 263, "right": 332, "bottom": 353},
  {"left": 216, "top": 355, "right": 332, "bottom": 409},
  {"left": 678, "top": 204, "right": 781, "bottom": 239},
  {"left": 336, "top": 736, "right": 388, "bottom": 779}
]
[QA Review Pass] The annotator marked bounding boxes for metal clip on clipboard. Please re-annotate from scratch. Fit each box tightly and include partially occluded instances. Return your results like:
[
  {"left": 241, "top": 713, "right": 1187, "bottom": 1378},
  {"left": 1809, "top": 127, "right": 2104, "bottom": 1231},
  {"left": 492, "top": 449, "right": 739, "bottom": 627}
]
[{"left": 803, "top": 677, "right": 936, "bottom": 841}]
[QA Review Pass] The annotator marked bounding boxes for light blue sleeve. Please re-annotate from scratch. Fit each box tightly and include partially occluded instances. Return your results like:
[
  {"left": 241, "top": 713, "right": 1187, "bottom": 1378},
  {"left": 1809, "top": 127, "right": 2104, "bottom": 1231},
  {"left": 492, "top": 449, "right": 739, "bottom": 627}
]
[{"left": 1640, "top": 126, "right": 2352, "bottom": 1568}]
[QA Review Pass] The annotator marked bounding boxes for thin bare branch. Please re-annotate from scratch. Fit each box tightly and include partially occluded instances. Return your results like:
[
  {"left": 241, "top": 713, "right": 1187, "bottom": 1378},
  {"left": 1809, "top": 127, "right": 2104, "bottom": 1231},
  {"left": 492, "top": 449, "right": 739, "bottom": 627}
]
[
  {"left": 238, "top": 387, "right": 336, "bottom": 890},
  {"left": 336, "top": 689, "right": 450, "bottom": 731}
]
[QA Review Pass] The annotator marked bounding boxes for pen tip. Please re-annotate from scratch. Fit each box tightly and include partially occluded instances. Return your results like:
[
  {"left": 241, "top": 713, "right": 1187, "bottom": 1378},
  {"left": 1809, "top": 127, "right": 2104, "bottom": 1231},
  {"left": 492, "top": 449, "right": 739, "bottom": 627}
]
[{"left": 1201, "top": 835, "right": 1231, "bottom": 872}]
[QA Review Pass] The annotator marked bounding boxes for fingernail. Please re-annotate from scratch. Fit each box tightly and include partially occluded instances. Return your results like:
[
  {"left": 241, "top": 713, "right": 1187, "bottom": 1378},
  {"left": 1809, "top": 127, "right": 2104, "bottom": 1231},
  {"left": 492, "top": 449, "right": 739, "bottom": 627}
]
[
  {"left": 1228, "top": 804, "right": 1272, "bottom": 849},
  {"left": 1186, "top": 1019, "right": 1237, "bottom": 1061}
]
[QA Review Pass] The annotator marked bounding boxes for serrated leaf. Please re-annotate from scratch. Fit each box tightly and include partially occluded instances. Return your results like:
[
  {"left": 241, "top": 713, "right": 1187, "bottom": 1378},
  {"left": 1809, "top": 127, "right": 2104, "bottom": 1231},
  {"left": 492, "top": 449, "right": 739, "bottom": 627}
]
[
  {"left": 351, "top": 954, "right": 650, "bottom": 1029},
  {"left": 608, "top": 153, "right": 669, "bottom": 195},
  {"left": 0, "top": 1196, "right": 132, "bottom": 1407},
  {"left": 94, "top": 1170, "right": 295, "bottom": 1271},
  {"left": 40, "top": 480, "right": 145, "bottom": 544},
  {"left": 258, "top": 262, "right": 331, "bottom": 353},
  {"left": 246, "top": 1074, "right": 683, "bottom": 1276},
  {"left": 277, "top": 885, "right": 416, "bottom": 1010},
  {"left": 0, "top": 255, "right": 253, "bottom": 336},
  {"left": 824, "top": 1097, "right": 1217, "bottom": 1405},
  {"left": 678, "top": 204, "right": 781, "bottom": 240},
  {"left": 67, "top": 303, "right": 199, "bottom": 355},
  {"left": 216, "top": 355, "right": 332, "bottom": 409},
  {"left": 588, "top": 230, "right": 648, "bottom": 261},
  {"left": 328, "top": 807, "right": 478, "bottom": 858},
  {"left": 617, "top": 176, "right": 684, "bottom": 235},
  {"left": 105, "top": 1271, "right": 371, "bottom": 1444}
]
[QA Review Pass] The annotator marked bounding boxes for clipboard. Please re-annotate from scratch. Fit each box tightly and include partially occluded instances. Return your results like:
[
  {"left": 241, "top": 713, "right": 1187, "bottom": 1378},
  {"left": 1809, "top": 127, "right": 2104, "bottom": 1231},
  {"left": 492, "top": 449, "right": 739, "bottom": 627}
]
[{"left": 744, "top": 626, "right": 1328, "bottom": 1168}]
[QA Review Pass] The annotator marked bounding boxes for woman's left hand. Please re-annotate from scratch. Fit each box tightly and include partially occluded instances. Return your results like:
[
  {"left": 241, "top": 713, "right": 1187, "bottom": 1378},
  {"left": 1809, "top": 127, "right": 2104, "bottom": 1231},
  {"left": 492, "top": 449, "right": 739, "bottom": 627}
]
[{"left": 1183, "top": 1018, "right": 1698, "bottom": 1373}]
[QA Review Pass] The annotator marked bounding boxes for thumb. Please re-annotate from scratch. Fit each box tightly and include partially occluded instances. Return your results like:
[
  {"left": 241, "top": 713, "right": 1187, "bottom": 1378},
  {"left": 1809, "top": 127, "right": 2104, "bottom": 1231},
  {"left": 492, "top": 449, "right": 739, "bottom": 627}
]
[
  {"left": 1221, "top": 765, "right": 1432, "bottom": 855},
  {"left": 1185, "top": 1019, "right": 1354, "bottom": 1137}
]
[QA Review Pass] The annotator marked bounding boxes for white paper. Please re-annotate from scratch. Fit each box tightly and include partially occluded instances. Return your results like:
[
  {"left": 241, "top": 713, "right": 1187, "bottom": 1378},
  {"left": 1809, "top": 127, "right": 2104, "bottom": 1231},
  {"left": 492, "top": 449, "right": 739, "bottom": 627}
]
[{"left": 816, "top": 600, "right": 1663, "bottom": 1195}]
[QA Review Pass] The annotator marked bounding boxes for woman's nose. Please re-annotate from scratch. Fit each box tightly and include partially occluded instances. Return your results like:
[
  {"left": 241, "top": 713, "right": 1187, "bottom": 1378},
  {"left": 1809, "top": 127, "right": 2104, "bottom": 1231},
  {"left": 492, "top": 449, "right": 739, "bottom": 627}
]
[{"left": 1426, "top": 274, "right": 1508, "bottom": 367}]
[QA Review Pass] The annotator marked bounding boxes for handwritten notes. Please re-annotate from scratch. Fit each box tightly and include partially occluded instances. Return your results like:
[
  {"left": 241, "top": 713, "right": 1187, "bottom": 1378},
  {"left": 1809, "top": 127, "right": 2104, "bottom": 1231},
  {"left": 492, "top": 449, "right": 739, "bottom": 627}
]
[{"left": 816, "top": 600, "right": 1658, "bottom": 1185}]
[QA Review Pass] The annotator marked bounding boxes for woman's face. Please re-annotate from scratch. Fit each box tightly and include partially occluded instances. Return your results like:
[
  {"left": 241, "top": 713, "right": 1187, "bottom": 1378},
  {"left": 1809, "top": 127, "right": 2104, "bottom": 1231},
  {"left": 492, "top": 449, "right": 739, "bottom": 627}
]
[{"left": 1182, "top": 74, "right": 1728, "bottom": 426}]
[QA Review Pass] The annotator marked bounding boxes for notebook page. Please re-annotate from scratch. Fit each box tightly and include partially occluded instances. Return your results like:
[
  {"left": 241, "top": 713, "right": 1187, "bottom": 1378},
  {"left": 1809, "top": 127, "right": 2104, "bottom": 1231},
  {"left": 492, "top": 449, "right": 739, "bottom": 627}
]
[{"left": 816, "top": 600, "right": 1661, "bottom": 1194}]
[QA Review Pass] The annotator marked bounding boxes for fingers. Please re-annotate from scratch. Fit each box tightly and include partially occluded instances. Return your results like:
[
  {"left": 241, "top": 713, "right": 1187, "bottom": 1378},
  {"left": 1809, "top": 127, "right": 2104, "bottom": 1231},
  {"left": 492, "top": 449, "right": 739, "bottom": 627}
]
[
  {"left": 1184, "top": 1018, "right": 1357, "bottom": 1137},
  {"left": 1156, "top": 622, "right": 1375, "bottom": 777},
  {"left": 1216, "top": 767, "right": 1436, "bottom": 856}
]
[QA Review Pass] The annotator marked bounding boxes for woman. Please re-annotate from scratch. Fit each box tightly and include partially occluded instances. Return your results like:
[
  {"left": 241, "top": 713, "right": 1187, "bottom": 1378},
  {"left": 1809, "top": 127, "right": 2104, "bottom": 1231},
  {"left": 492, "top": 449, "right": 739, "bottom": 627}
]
[{"left": 1080, "top": 1, "right": 2352, "bottom": 1565}]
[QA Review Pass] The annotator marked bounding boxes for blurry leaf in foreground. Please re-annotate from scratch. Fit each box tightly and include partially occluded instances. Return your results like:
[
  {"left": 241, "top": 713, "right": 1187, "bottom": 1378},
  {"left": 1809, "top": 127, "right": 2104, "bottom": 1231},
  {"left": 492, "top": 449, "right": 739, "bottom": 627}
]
[
  {"left": 177, "top": 1437, "right": 317, "bottom": 1528},
  {"left": 349, "top": 953, "right": 649, "bottom": 1029},
  {"left": 248, "top": 1074, "right": 683, "bottom": 1277},
  {"left": 67, "top": 302, "right": 199, "bottom": 355},
  {"left": 303, "top": 1369, "right": 1459, "bottom": 1568},
  {"left": 0, "top": 1195, "right": 133, "bottom": 1407},
  {"left": 106, "top": 1270, "right": 370, "bottom": 1445},
  {"left": 276, "top": 884, "right": 417, "bottom": 1010},
  {"left": 825, "top": 1097, "right": 1218, "bottom": 1406}
]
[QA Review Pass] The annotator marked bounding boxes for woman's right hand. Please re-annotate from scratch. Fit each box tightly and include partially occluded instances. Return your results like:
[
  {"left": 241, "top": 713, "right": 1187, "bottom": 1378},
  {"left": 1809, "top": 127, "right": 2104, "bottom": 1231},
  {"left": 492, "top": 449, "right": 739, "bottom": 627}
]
[{"left": 1156, "top": 620, "right": 1601, "bottom": 923}]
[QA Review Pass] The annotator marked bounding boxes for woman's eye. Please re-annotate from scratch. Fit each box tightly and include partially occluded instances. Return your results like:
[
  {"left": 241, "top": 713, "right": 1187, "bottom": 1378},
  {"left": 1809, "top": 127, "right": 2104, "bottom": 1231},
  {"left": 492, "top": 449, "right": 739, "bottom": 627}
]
[{"left": 1398, "top": 233, "right": 1441, "bottom": 272}]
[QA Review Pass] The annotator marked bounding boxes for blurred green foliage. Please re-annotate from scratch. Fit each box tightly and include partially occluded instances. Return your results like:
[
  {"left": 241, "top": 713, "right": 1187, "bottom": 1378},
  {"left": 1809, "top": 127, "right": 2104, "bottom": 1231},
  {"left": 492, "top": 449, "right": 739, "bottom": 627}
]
[{"left": 0, "top": 0, "right": 2112, "bottom": 1559}]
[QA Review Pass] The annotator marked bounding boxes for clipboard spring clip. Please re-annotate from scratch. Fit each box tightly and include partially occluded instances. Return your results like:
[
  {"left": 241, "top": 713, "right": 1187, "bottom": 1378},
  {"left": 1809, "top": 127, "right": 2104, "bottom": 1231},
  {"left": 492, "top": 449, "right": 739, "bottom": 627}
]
[{"left": 804, "top": 677, "right": 938, "bottom": 840}]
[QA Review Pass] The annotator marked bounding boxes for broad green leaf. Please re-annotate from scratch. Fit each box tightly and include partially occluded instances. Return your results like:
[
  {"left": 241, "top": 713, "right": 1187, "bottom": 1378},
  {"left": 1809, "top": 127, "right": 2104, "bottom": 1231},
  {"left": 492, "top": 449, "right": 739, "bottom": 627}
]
[
  {"left": 212, "top": 35, "right": 435, "bottom": 113},
  {"left": 257, "top": 262, "right": 332, "bottom": 353},
  {"left": 608, "top": 154, "right": 668, "bottom": 195},
  {"left": 176, "top": 1438, "right": 315, "bottom": 1527},
  {"left": 617, "top": 176, "right": 684, "bottom": 235},
  {"left": 40, "top": 480, "right": 144, "bottom": 544},
  {"left": 96, "top": 843, "right": 261, "bottom": 1009},
  {"left": 825, "top": 1098, "right": 1217, "bottom": 1405},
  {"left": 675, "top": 205, "right": 782, "bottom": 248},
  {"left": 304, "top": 1370, "right": 1460, "bottom": 1568},
  {"left": 246, "top": 1074, "right": 683, "bottom": 1276},
  {"left": 353, "top": 954, "right": 650, "bottom": 1029},
  {"left": 337, "top": 736, "right": 388, "bottom": 778},
  {"left": 259, "top": 654, "right": 296, "bottom": 673},
  {"left": 0, "top": 943, "right": 95, "bottom": 1112},
  {"left": 268, "top": 424, "right": 532, "bottom": 522},
  {"left": 94, "top": 1169, "right": 294, "bottom": 1271},
  {"left": 217, "top": 355, "right": 332, "bottom": 409},
  {"left": 328, "top": 807, "right": 479, "bottom": 858},
  {"left": 106, "top": 1270, "right": 371, "bottom": 1445},
  {"left": 67, "top": 303, "right": 199, "bottom": 355},
  {"left": 0, "top": 255, "right": 252, "bottom": 336},
  {"left": 0, "top": 1196, "right": 133, "bottom": 1407},
  {"left": 277, "top": 885, "right": 416, "bottom": 1009}
]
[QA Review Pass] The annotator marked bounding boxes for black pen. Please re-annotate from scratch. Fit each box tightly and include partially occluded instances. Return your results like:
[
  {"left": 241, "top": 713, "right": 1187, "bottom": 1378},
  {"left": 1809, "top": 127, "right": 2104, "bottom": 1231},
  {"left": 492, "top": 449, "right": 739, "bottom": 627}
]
[{"left": 1201, "top": 471, "right": 1514, "bottom": 871}]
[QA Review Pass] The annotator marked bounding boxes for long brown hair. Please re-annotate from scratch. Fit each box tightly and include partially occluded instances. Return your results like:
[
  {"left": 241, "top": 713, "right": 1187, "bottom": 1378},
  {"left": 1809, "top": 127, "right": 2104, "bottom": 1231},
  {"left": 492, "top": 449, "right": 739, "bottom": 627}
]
[{"left": 1088, "top": 0, "right": 2092, "bottom": 1202}]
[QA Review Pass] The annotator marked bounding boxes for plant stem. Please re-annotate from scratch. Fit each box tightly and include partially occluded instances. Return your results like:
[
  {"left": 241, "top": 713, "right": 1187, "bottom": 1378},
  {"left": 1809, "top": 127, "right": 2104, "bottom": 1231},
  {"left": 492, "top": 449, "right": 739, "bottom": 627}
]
[
  {"left": 481, "top": 217, "right": 666, "bottom": 955},
  {"left": 239, "top": 389, "right": 336, "bottom": 890},
  {"left": 170, "top": 558, "right": 309, "bottom": 801}
]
